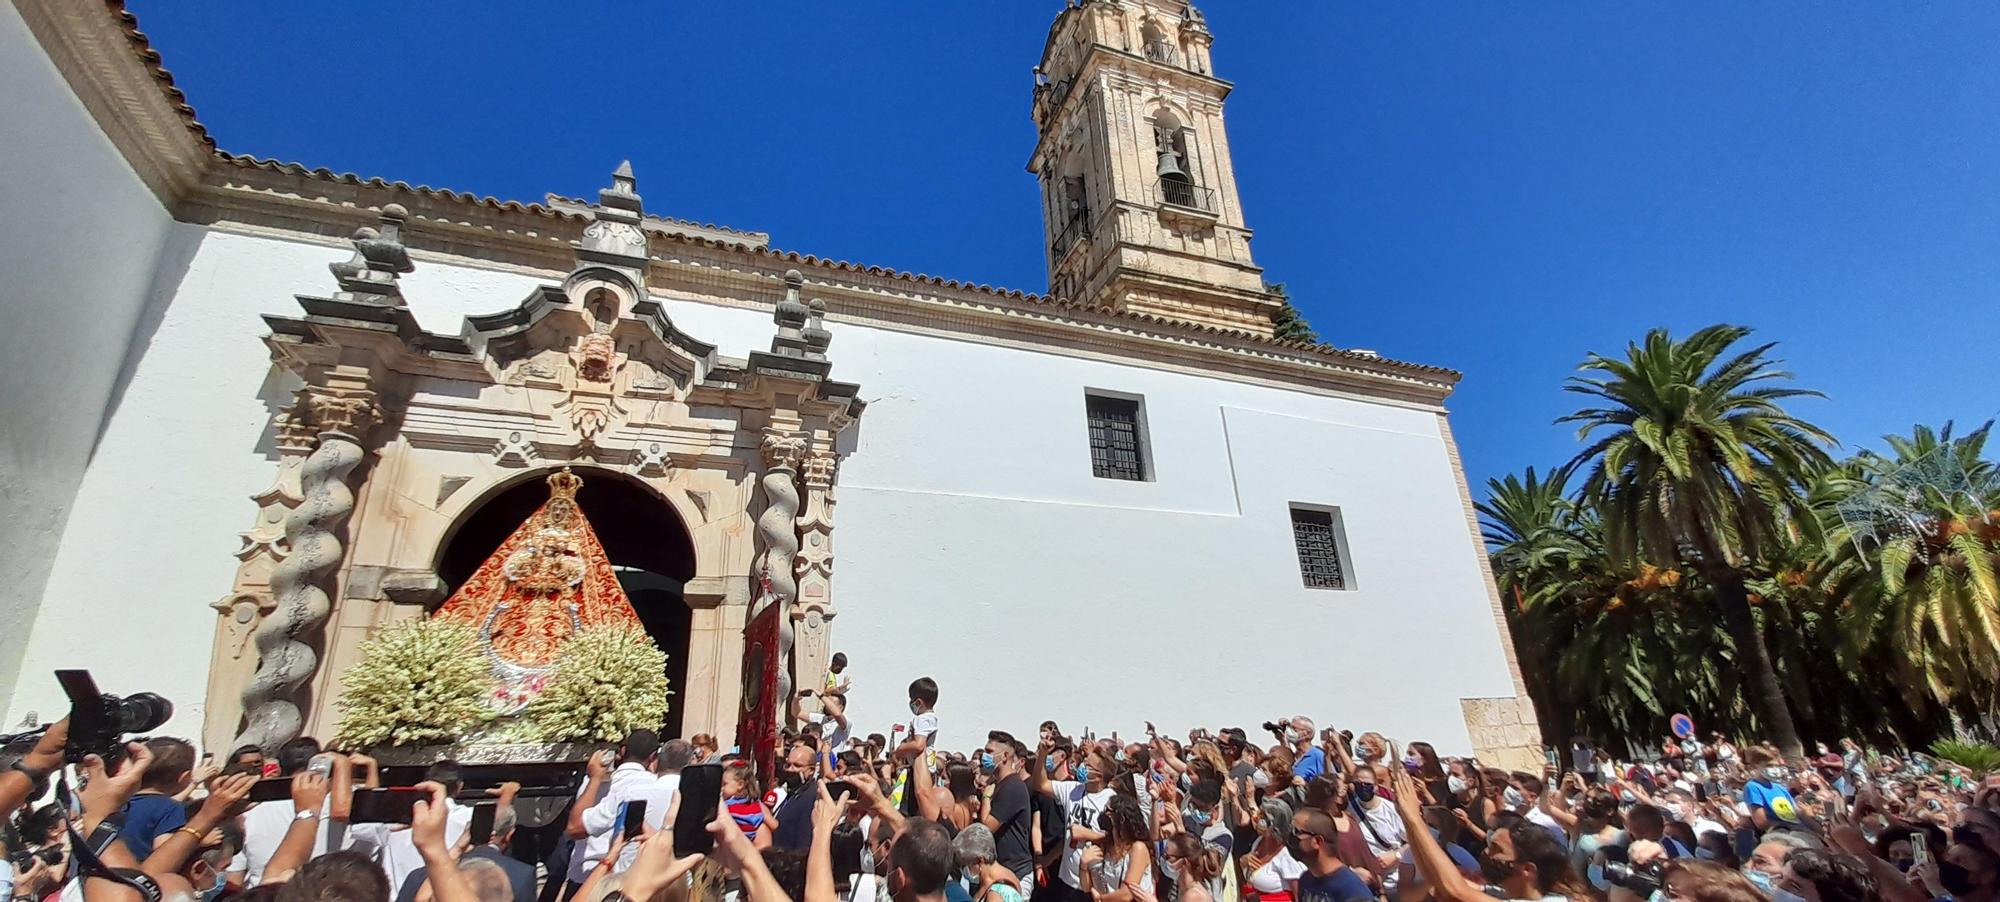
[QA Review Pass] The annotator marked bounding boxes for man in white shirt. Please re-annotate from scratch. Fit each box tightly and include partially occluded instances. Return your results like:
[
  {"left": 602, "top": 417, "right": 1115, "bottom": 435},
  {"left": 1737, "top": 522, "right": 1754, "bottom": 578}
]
[
  {"left": 1346, "top": 768, "right": 1408, "bottom": 893},
  {"left": 375, "top": 761, "right": 475, "bottom": 892},
  {"left": 563, "top": 730, "right": 676, "bottom": 891},
  {"left": 241, "top": 740, "right": 385, "bottom": 886},
  {"left": 1030, "top": 740, "right": 1116, "bottom": 900},
  {"left": 808, "top": 691, "right": 853, "bottom": 755}
]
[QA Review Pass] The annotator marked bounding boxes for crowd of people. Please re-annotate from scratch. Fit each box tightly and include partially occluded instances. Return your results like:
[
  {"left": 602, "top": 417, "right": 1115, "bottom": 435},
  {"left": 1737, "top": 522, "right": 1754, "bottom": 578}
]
[{"left": 4, "top": 668, "right": 1998, "bottom": 902}]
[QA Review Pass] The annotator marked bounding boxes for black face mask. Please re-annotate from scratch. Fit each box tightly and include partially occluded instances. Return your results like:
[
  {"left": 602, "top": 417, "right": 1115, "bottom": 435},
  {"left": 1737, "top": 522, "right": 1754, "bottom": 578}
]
[
  {"left": 780, "top": 770, "right": 806, "bottom": 790},
  {"left": 1352, "top": 784, "right": 1377, "bottom": 803},
  {"left": 1284, "top": 834, "right": 1308, "bottom": 863},
  {"left": 1940, "top": 861, "right": 1977, "bottom": 897},
  {"left": 1479, "top": 856, "right": 1516, "bottom": 885}
]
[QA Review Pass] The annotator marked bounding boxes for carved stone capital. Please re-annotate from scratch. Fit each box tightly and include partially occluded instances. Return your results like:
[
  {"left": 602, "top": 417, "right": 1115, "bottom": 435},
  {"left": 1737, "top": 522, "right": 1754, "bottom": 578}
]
[
  {"left": 800, "top": 450, "right": 838, "bottom": 490},
  {"left": 760, "top": 429, "right": 808, "bottom": 470},
  {"left": 294, "top": 386, "right": 379, "bottom": 440}
]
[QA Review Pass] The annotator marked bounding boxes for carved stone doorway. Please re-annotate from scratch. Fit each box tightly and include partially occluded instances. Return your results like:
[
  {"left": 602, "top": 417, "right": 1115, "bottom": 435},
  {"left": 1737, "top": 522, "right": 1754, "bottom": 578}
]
[{"left": 435, "top": 467, "right": 697, "bottom": 736}]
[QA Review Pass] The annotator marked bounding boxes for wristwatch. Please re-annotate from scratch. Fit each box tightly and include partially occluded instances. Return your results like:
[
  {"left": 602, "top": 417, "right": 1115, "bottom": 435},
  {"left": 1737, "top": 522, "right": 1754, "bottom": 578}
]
[{"left": 294, "top": 809, "right": 321, "bottom": 822}]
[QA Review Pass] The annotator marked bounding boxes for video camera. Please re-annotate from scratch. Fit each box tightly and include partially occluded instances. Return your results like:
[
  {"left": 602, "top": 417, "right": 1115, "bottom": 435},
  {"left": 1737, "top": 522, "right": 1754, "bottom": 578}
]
[
  {"left": 0, "top": 671, "right": 173, "bottom": 769},
  {"left": 57, "top": 670, "right": 172, "bottom": 764},
  {"left": 1596, "top": 846, "right": 1663, "bottom": 896}
]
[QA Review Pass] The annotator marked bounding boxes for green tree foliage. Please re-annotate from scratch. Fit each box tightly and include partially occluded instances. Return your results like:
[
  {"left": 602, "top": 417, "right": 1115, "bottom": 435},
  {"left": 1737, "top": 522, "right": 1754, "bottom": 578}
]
[
  {"left": 1265, "top": 282, "right": 1319, "bottom": 343},
  {"left": 1488, "top": 325, "right": 2000, "bottom": 755}
]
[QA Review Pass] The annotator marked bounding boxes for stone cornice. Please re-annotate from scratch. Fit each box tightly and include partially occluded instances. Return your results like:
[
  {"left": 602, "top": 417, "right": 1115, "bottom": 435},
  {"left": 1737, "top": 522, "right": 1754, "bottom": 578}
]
[
  {"left": 39, "top": 0, "right": 1465, "bottom": 410},
  {"left": 12, "top": 0, "right": 211, "bottom": 206}
]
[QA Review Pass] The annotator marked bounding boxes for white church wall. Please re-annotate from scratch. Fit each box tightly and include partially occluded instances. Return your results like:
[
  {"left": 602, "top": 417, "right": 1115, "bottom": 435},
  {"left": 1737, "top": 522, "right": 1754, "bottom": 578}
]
[
  {"left": 0, "top": 5, "right": 178, "bottom": 712},
  {"left": 9, "top": 232, "right": 554, "bottom": 733},
  {"left": 14, "top": 228, "right": 1515, "bottom": 755}
]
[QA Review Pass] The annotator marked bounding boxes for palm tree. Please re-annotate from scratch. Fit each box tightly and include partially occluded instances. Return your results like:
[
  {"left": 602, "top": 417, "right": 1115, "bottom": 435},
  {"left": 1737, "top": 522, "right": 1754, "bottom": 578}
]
[
  {"left": 1818, "top": 422, "right": 2000, "bottom": 718},
  {"left": 1561, "top": 325, "right": 1834, "bottom": 758}
]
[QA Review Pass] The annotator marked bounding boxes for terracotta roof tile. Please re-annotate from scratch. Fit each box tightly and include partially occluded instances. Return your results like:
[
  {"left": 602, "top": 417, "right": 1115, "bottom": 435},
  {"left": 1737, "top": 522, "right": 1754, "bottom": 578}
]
[{"left": 108, "top": 0, "right": 212, "bottom": 150}]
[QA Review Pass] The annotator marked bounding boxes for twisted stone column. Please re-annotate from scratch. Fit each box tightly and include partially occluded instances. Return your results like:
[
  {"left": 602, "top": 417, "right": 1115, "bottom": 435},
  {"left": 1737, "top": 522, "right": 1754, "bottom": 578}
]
[
  {"left": 235, "top": 391, "right": 373, "bottom": 751},
  {"left": 754, "top": 430, "right": 806, "bottom": 712}
]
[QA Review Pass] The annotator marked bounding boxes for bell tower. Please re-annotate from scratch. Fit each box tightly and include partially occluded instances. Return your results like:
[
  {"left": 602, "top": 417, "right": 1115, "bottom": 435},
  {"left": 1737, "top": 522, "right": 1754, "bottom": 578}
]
[{"left": 1029, "top": 0, "right": 1280, "bottom": 337}]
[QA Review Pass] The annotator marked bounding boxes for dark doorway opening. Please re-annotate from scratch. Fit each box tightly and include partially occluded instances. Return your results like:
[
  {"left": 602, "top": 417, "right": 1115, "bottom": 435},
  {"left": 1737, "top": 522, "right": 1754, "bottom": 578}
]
[{"left": 436, "top": 467, "right": 697, "bottom": 738}]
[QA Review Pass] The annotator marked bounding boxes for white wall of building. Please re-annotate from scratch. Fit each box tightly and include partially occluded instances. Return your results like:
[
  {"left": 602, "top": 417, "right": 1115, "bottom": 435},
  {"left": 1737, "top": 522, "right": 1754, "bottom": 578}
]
[
  {"left": 0, "top": 4, "right": 180, "bottom": 712},
  {"left": 14, "top": 229, "right": 1516, "bottom": 756}
]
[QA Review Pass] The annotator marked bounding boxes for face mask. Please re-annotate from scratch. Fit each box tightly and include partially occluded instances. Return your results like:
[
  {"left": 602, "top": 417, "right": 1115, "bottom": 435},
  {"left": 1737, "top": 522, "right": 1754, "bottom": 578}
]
[
  {"left": 1893, "top": 858, "right": 1914, "bottom": 872},
  {"left": 1352, "top": 783, "right": 1377, "bottom": 803},
  {"left": 1114, "top": 749, "right": 1127, "bottom": 763},
  {"left": 1742, "top": 868, "right": 1776, "bottom": 894},
  {"left": 1772, "top": 889, "right": 1810, "bottom": 902},
  {"left": 1504, "top": 787, "right": 1527, "bottom": 808},
  {"left": 1448, "top": 776, "right": 1468, "bottom": 795},
  {"left": 1046, "top": 755, "right": 1060, "bottom": 773},
  {"left": 1765, "top": 767, "right": 1785, "bottom": 781},
  {"left": 197, "top": 873, "right": 226, "bottom": 902},
  {"left": 1252, "top": 770, "right": 1271, "bottom": 790},
  {"left": 1075, "top": 764, "right": 1089, "bottom": 782},
  {"left": 980, "top": 753, "right": 997, "bottom": 773},
  {"left": 1666, "top": 802, "right": 1686, "bottom": 820},
  {"left": 1696, "top": 846, "right": 1718, "bottom": 861},
  {"left": 1404, "top": 754, "right": 1423, "bottom": 772},
  {"left": 909, "top": 700, "right": 921, "bottom": 715},
  {"left": 1940, "top": 861, "right": 1977, "bottom": 896},
  {"left": 780, "top": 771, "right": 805, "bottom": 789},
  {"left": 1285, "top": 729, "right": 1306, "bottom": 744},
  {"left": 1284, "top": 834, "right": 1307, "bottom": 862},
  {"left": 1479, "top": 856, "right": 1516, "bottom": 885},
  {"left": 1187, "top": 808, "right": 1211, "bottom": 827}
]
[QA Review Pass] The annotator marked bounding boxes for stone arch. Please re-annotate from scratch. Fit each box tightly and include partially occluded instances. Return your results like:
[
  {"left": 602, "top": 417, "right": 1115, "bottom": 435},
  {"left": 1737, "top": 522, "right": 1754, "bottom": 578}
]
[{"left": 428, "top": 465, "right": 698, "bottom": 592}]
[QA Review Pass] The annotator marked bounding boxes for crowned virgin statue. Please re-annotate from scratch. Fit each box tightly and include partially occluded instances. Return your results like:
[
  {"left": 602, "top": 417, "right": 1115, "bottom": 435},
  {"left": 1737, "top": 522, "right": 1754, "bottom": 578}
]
[{"left": 433, "top": 468, "right": 640, "bottom": 712}]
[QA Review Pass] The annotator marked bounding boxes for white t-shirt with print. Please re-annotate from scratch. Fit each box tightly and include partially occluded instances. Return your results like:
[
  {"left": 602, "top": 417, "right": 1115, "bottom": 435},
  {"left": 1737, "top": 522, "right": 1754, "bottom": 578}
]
[{"left": 1049, "top": 780, "right": 1116, "bottom": 890}]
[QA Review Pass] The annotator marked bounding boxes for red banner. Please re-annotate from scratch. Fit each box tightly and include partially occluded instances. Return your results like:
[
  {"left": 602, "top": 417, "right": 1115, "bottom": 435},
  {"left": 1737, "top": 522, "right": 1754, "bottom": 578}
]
[{"left": 736, "top": 599, "right": 782, "bottom": 786}]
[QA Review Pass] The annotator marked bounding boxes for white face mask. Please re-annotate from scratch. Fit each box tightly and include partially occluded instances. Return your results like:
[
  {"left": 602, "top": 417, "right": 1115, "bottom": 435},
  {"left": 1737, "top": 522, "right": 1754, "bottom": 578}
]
[
  {"left": 1448, "top": 776, "right": 1468, "bottom": 795},
  {"left": 1666, "top": 802, "right": 1686, "bottom": 820},
  {"left": 1253, "top": 770, "right": 1272, "bottom": 790},
  {"left": 1765, "top": 767, "right": 1785, "bottom": 781},
  {"left": 1503, "top": 787, "right": 1527, "bottom": 808}
]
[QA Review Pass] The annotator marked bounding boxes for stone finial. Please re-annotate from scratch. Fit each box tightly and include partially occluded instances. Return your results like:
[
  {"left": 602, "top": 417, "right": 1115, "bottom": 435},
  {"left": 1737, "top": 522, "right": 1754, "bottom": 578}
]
[
  {"left": 329, "top": 204, "right": 415, "bottom": 304},
  {"left": 579, "top": 161, "right": 648, "bottom": 268},
  {"left": 801, "top": 299, "right": 832, "bottom": 361},
  {"left": 600, "top": 160, "right": 643, "bottom": 214},
  {"left": 769, "top": 270, "right": 815, "bottom": 358}
]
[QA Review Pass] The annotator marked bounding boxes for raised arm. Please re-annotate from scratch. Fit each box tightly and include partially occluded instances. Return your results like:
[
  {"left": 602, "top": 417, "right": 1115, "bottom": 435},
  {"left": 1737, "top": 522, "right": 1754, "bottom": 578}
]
[
  {"left": 806, "top": 782, "right": 850, "bottom": 902},
  {"left": 1387, "top": 746, "right": 1487, "bottom": 902},
  {"left": 260, "top": 772, "right": 331, "bottom": 885},
  {"left": 0, "top": 720, "right": 65, "bottom": 822},
  {"left": 144, "top": 773, "right": 256, "bottom": 877},
  {"left": 411, "top": 782, "right": 481, "bottom": 902},
  {"left": 1030, "top": 739, "right": 1055, "bottom": 795},
  {"left": 1539, "top": 774, "right": 1581, "bottom": 832},
  {"left": 567, "top": 750, "right": 612, "bottom": 839},
  {"left": 1323, "top": 728, "right": 1359, "bottom": 778}
]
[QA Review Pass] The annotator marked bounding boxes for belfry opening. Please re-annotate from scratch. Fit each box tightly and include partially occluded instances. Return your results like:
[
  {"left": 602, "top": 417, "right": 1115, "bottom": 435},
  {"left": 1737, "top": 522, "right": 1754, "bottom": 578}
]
[{"left": 436, "top": 467, "right": 697, "bottom": 738}]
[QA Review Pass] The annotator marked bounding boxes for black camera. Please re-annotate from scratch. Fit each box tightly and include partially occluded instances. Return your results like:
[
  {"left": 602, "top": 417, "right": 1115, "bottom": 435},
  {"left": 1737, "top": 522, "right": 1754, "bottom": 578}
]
[
  {"left": 1261, "top": 721, "right": 1285, "bottom": 734},
  {"left": 7, "top": 847, "right": 63, "bottom": 869},
  {"left": 1598, "top": 859, "right": 1663, "bottom": 895},
  {"left": 58, "top": 670, "right": 172, "bottom": 764}
]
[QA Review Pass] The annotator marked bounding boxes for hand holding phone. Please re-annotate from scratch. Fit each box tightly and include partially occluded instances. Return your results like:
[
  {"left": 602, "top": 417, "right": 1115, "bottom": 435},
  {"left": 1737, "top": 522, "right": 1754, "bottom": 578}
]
[
  {"left": 1912, "top": 833, "right": 1931, "bottom": 868},
  {"left": 622, "top": 799, "right": 649, "bottom": 839}
]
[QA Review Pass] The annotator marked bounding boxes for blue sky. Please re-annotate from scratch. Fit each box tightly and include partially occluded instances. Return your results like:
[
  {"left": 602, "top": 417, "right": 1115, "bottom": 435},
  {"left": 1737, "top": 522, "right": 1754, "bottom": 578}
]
[{"left": 132, "top": 2, "right": 2000, "bottom": 490}]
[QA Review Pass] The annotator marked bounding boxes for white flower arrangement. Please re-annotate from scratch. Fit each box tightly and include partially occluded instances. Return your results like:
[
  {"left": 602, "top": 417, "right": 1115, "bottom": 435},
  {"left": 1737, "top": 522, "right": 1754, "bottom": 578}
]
[
  {"left": 335, "top": 617, "right": 494, "bottom": 748},
  {"left": 524, "top": 621, "right": 671, "bottom": 742}
]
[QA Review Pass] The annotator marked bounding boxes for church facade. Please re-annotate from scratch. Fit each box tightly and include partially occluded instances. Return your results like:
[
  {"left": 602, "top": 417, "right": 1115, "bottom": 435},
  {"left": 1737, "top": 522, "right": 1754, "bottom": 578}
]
[{"left": 0, "top": 0, "right": 1541, "bottom": 765}]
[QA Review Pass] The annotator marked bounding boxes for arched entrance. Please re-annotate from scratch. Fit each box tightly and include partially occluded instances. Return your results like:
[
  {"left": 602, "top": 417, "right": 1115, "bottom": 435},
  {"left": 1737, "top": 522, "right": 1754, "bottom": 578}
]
[{"left": 436, "top": 467, "right": 697, "bottom": 737}]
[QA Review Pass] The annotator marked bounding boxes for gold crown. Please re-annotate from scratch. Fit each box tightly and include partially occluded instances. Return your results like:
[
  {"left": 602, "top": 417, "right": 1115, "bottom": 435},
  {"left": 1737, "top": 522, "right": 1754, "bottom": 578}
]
[{"left": 546, "top": 467, "right": 582, "bottom": 501}]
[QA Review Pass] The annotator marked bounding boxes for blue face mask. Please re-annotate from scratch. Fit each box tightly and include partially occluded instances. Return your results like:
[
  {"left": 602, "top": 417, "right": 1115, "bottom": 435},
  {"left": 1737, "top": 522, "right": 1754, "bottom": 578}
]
[
  {"left": 1187, "top": 808, "right": 1212, "bottom": 827},
  {"left": 1742, "top": 869, "right": 1776, "bottom": 894},
  {"left": 1046, "top": 755, "right": 1060, "bottom": 773},
  {"left": 980, "top": 753, "right": 997, "bottom": 772},
  {"left": 1075, "top": 764, "right": 1089, "bottom": 782}
]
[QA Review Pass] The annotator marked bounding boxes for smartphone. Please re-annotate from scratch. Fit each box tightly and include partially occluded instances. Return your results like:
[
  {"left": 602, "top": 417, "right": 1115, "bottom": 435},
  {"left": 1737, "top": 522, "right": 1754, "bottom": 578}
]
[
  {"left": 825, "top": 780, "right": 856, "bottom": 800},
  {"left": 1912, "top": 833, "right": 1931, "bottom": 868},
  {"left": 248, "top": 777, "right": 293, "bottom": 803},
  {"left": 621, "top": 800, "right": 649, "bottom": 839},
  {"left": 468, "top": 804, "right": 496, "bottom": 845},
  {"left": 307, "top": 754, "right": 335, "bottom": 778},
  {"left": 350, "top": 787, "right": 425, "bottom": 825},
  {"left": 675, "top": 764, "right": 724, "bottom": 856},
  {"left": 1694, "top": 784, "right": 1708, "bottom": 802}
]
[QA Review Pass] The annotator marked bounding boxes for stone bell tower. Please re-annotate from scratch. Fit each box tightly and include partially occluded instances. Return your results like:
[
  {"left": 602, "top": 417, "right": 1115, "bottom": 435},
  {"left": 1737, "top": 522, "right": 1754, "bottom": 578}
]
[{"left": 1028, "top": 0, "right": 1280, "bottom": 337}]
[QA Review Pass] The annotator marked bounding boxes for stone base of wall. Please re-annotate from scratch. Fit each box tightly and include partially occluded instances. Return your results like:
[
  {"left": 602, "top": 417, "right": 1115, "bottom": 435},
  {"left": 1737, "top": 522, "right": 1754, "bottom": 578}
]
[{"left": 1462, "top": 695, "right": 1545, "bottom": 772}]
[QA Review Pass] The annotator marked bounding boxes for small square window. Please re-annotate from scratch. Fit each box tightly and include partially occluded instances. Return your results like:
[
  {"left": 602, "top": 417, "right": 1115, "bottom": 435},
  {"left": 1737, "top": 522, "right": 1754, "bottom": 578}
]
[
  {"left": 1085, "top": 392, "right": 1149, "bottom": 481},
  {"left": 1290, "top": 505, "right": 1352, "bottom": 590}
]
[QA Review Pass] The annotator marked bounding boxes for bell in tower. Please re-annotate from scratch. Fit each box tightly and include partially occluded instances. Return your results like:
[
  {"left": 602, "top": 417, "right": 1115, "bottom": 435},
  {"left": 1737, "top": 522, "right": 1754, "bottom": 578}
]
[{"left": 1026, "top": 0, "right": 1284, "bottom": 337}]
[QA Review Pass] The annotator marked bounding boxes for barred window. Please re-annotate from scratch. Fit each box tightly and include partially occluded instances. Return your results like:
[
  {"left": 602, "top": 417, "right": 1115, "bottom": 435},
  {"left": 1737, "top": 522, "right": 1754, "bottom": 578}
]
[
  {"left": 1085, "top": 393, "right": 1148, "bottom": 481},
  {"left": 1290, "top": 506, "right": 1351, "bottom": 590}
]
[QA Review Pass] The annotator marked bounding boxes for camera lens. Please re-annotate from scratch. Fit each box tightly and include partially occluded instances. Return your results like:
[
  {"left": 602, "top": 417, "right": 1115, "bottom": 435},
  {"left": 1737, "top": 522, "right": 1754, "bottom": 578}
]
[{"left": 113, "top": 692, "right": 174, "bottom": 734}]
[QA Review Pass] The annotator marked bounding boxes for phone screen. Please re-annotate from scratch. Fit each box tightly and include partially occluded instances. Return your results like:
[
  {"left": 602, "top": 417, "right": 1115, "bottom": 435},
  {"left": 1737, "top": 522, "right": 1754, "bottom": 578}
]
[
  {"left": 248, "top": 777, "right": 293, "bottom": 803},
  {"left": 469, "top": 804, "right": 496, "bottom": 845},
  {"left": 622, "top": 800, "right": 649, "bottom": 839},
  {"left": 675, "top": 764, "right": 723, "bottom": 856},
  {"left": 825, "top": 780, "right": 856, "bottom": 800},
  {"left": 350, "top": 788, "right": 425, "bottom": 825}
]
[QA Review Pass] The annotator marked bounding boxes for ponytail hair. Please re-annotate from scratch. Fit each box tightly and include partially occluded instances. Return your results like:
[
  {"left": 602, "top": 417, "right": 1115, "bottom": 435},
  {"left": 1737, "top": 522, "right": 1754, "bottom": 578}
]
[{"left": 1167, "top": 833, "right": 1224, "bottom": 884}]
